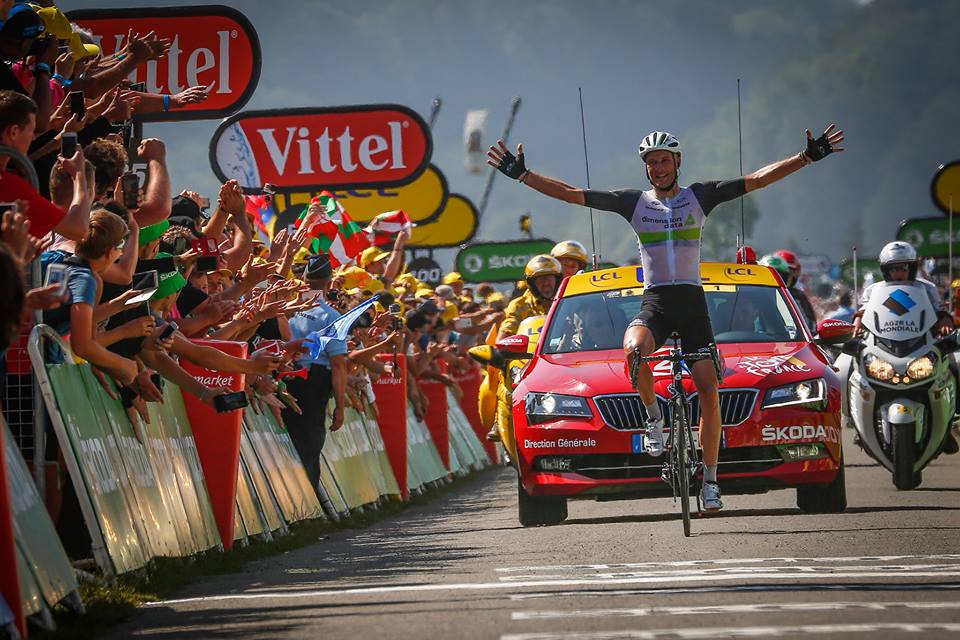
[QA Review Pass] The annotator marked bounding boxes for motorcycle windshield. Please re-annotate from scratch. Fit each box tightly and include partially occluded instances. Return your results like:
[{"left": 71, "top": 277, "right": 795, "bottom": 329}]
[{"left": 863, "top": 281, "right": 936, "bottom": 340}]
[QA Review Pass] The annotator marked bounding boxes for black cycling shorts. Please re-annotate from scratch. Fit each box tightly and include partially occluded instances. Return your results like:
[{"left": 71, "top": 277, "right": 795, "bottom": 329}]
[{"left": 628, "top": 284, "right": 715, "bottom": 352}]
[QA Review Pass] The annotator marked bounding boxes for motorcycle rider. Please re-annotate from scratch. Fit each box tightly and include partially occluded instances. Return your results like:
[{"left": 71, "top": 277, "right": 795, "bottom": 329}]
[
  {"left": 486, "top": 254, "right": 563, "bottom": 443},
  {"left": 775, "top": 249, "right": 817, "bottom": 329},
  {"left": 489, "top": 124, "right": 845, "bottom": 511},
  {"left": 854, "top": 240, "right": 958, "bottom": 454},
  {"left": 551, "top": 240, "right": 589, "bottom": 278}
]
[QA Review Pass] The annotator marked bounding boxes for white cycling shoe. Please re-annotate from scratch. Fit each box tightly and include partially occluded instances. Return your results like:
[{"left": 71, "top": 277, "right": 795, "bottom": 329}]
[
  {"left": 700, "top": 481, "right": 723, "bottom": 512},
  {"left": 644, "top": 418, "right": 665, "bottom": 457}
]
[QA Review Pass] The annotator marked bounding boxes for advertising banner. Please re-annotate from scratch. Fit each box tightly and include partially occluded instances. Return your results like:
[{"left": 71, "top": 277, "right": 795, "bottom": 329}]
[
  {"left": 839, "top": 258, "right": 882, "bottom": 288},
  {"left": 405, "top": 406, "right": 448, "bottom": 486},
  {"left": 69, "top": 5, "right": 260, "bottom": 122},
  {"left": 418, "top": 364, "right": 451, "bottom": 471},
  {"left": 932, "top": 160, "right": 960, "bottom": 216},
  {"left": 897, "top": 217, "right": 960, "bottom": 257},
  {"left": 4, "top": 419, "right": 79, "bottom": 619},
  {"left": 234, "top": 451, "right": 266, "bottom": 539},
  {"left": 238, "top": 426, "right": 285, "bottom": 533},
  {"left": 449, "top": 366, "right": 496, "bottom": 461},
  {"left": 180, "top": 340, "right": 247, "bottom": 550},
  {"left": 0, "top": 420, "right": 23, "bottom": 637},
  {"left": 254, "top": 410, "right": 323, "bottom": 522},
  {"left": 455, "top": 239, "right": 555, "bottom": 282},
  {"left": 322, "top": 409, "right": 381, "bottom": 509},
  {"left": 211, "top": 105, "right": 432, "bottom": 192},
  {"left": 269, "top": 164, "right": 449, "bottom": 234},
  {"left": 408, "top": 194, "right": 479, "bottom": 248},
  {"left": 45, "top": 364, "right": 150, "bottom": 575},
  {"left": 82, "top": 368, "right": 181, "bottom": 558},
  {"left": 146, "top": 388, "right": 222, "bottom": 553},
  {"left": 446, "top": 389, "right": 491, "bottom": 472},
  {"left": 371, "top": 354, "right": 410, "bottom": 500}
]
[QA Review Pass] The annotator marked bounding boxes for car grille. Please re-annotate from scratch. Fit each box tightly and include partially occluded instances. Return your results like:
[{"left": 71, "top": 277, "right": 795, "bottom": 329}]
[
  {"left": 595, "top": 390, "right": 756, "bottom": 431},
  {"left": 537, "top": 446, "right": 783, "bottom": 481}
]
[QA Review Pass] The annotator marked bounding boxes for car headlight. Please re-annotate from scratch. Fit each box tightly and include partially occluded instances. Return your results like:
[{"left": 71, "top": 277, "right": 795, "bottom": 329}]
[
  {"left": 906, "top": 352, "right": 936, "bottom": 380},
  {"left": 864, "top": 353, "right": 895, "bottom": 381},
  {"left": 525, "top": 393, "right": 593, "bottom": 425},
  {"left": 762, "top": 378, "right": 826, "bottom": 409}
]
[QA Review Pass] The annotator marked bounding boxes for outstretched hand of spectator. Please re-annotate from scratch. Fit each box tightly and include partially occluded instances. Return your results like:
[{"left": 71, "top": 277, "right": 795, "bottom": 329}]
[
  {"left": 90, "top": 367, "right": 119, "bottom": 400},
  {"left": 249, "top": 348, "right": 283, "bottom": 373},
  {"left": 132, "top": 369, "right": 164, "bottom": 403},
  {"left": 172, "top": 85, "right": 210, "bottom": 107}
]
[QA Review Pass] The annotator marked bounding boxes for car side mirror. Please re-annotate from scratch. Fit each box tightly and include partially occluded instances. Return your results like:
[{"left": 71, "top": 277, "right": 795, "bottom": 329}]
[
  {"left": 815, "top": 319, "right": 855, "bottom": 346},
  {"left": 495, "top": 334, "right": 533, "bottom": 358}
]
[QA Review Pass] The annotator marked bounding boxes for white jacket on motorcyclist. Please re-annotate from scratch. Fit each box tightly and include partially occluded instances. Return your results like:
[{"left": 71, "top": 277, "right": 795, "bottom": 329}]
[{"left": 850, "top": 240, "right": 959, "bottom": 457}]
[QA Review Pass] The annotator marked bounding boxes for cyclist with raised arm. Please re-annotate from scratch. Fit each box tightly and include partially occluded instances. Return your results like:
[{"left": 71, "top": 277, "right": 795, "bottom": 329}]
[{"left": 488, "top": 125, "right": 844, "bottom": 511}]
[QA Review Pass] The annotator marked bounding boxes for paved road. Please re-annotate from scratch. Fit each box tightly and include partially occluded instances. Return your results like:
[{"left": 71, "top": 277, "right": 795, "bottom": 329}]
[{"left": 114, "top": 430, "right": 960, "bottom": 639}]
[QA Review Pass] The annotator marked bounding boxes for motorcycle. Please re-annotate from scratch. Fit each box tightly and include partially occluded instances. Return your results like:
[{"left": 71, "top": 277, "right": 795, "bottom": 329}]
[{"left": 835, "top": 281, "right": 960, "bottom": 490}]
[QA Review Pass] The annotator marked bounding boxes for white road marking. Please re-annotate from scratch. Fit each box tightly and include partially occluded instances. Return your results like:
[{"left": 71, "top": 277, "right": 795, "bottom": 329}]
[
  {"left": 508, "top": 582, "right": 960, "bottom": 600},
  {"left": 496, "top": 554, "right": 960, "bottom": 573},
  {"left": 511, "top": 600, "right": 960, "bottom": 620},
  {"left": 147, "top": 570, "right": 960, "bottom": 607},
  {"left": 498, "top": 563, "right": 960, "bottom": 582},
  {"left": 500, "top": 622, "right": 960, "bottom": 639}
]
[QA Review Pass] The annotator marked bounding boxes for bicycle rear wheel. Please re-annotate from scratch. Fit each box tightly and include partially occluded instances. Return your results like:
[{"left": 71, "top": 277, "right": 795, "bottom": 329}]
[{"left": 674, "top": 408, "right": 692, "bottom": 537}]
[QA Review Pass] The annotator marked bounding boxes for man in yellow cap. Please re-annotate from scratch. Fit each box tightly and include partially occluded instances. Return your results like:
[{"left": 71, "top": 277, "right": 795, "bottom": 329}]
[
  {"left": 488, "top": 254, "right": 562, "bottom": 442},
  {"left": 443, "top": 271, "right": 465, "bottom": 297},
  {"left": 359, "top": 227, "right": 410, "bottom": 282}
]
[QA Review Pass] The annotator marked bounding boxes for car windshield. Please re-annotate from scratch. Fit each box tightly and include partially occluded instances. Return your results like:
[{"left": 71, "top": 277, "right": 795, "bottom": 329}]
[{"left": 542, "top": 284, "right": 803, "bottom": 354}]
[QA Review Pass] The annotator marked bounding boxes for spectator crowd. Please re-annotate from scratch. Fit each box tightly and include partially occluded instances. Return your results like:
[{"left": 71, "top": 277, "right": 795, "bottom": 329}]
[{"left": 0, "top": 0, "right": 526, "bottom": 514}]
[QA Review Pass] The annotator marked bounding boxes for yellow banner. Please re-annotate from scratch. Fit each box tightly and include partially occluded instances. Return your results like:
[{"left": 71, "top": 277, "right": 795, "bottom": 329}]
[
  {"left": 408, "top": 194, "right": 478, "bottom": 248},
  {"left": 271, "top": 164, "right": 449, "bottom": 226}
]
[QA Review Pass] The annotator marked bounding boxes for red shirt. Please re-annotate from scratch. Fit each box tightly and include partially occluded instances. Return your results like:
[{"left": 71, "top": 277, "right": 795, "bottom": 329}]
[{"left": 0, "top": 170, "right": 66, "bottom": 238}]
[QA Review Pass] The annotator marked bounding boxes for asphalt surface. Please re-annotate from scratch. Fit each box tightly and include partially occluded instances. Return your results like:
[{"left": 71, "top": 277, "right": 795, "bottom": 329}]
[{"left": 112, "top": 428, "right": 960, "bottom": 640}]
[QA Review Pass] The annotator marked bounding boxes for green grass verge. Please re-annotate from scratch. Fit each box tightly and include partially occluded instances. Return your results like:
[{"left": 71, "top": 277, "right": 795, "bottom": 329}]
[{"left": 33, "top": 469, "right": 493, "bottom": 639}]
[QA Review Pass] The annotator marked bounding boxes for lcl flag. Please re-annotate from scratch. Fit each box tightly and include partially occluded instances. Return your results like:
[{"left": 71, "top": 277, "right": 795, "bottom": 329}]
[{"left": 464, "top": 109, "right": 488, "bottom": 174}]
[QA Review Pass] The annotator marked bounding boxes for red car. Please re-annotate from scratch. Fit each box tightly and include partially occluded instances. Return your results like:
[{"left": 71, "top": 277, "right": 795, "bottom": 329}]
[{"left": 502, "top": 260, "right": 850, "bottom": 526}]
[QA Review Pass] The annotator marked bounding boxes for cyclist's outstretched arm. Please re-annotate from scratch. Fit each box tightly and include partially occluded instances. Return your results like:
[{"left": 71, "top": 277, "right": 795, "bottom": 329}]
[
  {"left": 487, "top": 140, "right": 585, "bottom": 205},
  {"left": 744, "top": 124, "right": 844, "bottom": 193}
]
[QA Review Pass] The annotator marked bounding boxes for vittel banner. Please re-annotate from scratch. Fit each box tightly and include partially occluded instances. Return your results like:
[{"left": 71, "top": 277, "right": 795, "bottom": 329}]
[
  {"left": 210, "top": 105, "right": 433, "bottom": 192},
  {"left": 68, "top": 5, "right": 260, "bottom": 122}
]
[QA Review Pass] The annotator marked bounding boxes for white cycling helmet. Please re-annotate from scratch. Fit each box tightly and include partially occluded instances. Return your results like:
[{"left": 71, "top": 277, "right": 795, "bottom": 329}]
[
  {"left": 879, "top": 241, "right": 918, "bottom": 281},
  {"left": 638, "top": 131, "right": 682, "bottom": 160}
]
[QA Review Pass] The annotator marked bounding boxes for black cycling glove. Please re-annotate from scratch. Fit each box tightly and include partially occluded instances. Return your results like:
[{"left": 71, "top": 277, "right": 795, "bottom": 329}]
[
  {"left": 805, "top": 132, "right": 835, "bottom": 162},
  {"left": 494, "top": 147, "right": 527, "bottom": 180}
]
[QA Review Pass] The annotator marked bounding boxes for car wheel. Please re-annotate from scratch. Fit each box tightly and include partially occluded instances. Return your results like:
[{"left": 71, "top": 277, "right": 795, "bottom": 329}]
[
  {"left": 517, "top": 478, "right": 568, "bottom": 527},
  {"left": 796, "top": 455, "right": 848, "bottom": 513}
]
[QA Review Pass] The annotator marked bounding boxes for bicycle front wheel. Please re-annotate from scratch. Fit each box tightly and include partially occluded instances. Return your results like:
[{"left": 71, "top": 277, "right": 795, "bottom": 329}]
[{"left": 674, "top": 408, "right": 692, "bottom": 537}]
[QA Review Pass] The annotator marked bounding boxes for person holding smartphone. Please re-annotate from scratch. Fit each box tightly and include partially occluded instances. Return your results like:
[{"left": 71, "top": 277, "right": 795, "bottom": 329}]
[
  {"left": 0, "top": 90, "right": 91, "bottom": 240},
  {"left": 42, "top": 209, "right": 139, "bottom": 385}
]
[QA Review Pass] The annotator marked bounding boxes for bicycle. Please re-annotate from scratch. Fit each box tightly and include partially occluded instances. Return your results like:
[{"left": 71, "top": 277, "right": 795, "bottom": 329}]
[{"left": 630, "top": 334, "right": 721, "bottom": 537}]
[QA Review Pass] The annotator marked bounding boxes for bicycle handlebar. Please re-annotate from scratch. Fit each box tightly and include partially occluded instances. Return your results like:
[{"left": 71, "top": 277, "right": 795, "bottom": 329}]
[{"left": 637, "top": 351, "right": 713, "bottom": 364}]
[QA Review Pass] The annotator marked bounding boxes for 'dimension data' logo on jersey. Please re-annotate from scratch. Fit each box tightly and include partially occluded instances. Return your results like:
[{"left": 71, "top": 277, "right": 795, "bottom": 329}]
[{"left": 883, "top": 289, "right": 916, "bottom": 317}]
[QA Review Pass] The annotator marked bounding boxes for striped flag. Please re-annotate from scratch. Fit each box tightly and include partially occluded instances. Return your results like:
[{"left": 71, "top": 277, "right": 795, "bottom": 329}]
[
  {"left": 364, "top": 209, "right": 414, "bottom": 247},
  {"left": 297, "top": 191, "right": 370, "bottom": 268}
]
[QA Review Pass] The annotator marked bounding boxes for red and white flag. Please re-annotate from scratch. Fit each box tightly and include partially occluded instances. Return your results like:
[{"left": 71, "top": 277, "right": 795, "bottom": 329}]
[
  {"left": 364, "top": 209, "right": 414, "bottom": 247},
  {"left": 296, "top": 191, "right": 371, "bottom": 268}
]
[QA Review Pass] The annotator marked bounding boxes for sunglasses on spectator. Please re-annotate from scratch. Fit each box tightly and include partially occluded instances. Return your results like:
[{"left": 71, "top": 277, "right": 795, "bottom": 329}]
[
  {"left": 115, "top": 237, "right": 126, "bottom": 250},
  {"left": 888, "top": 265, "right": 909, "bottom": 272}
]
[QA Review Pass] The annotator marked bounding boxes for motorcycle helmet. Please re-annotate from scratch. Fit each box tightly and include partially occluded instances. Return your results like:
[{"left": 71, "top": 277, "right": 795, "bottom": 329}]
[
  {"left": 774, "top": 249, "right": 801, "bottom": 287},
  {"left": 759, "top": 254, "right": 791, "bottom": 284},
  {"left": 524, "top": 254, "right": 563, "bottom": 301},
  {"left": 638, "top": 131, "right": 682, "bottom": 189},
  {"left": 550, "top": 240, "right": 589, "bottom": 273},
  {"left": 879, "top": 241, "right": 918, "bottom": 281}
]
